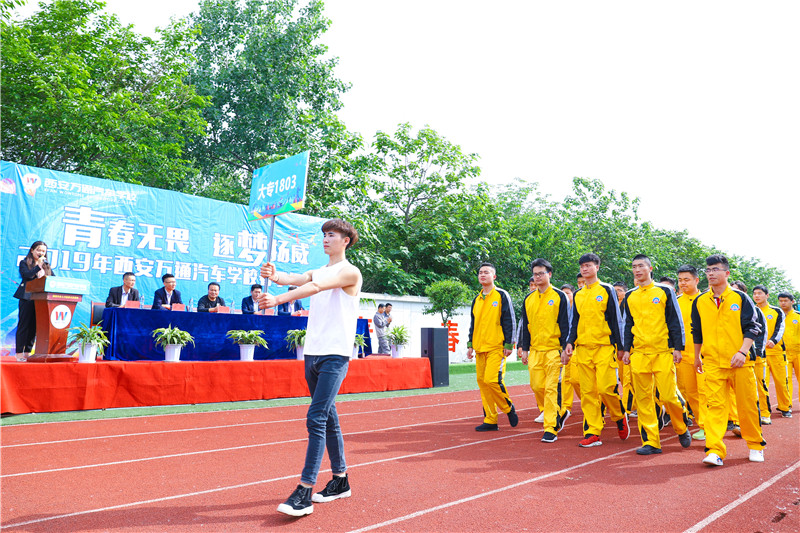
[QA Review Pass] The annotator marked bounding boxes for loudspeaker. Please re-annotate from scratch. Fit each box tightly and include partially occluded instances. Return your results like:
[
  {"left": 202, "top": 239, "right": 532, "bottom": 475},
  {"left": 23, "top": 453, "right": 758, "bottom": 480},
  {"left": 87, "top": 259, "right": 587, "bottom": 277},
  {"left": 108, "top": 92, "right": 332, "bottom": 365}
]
[{"left": 421, "top": 327, "right": 449, "bottom": 387}]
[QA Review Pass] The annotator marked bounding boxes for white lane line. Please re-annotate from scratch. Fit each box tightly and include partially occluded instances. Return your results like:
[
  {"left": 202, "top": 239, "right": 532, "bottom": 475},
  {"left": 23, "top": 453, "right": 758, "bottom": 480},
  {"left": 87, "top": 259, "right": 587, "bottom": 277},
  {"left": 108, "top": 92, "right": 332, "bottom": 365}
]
[
  {"left": 0, "top": 393, "right": 534, "bottom": 448},
  {"left": 345, "top": 440, "right": 653, "bottom": 533},
  {"left": 683, "top": 460, "right": 800, "bottom": 533},
  {"left": 4, "top": 410, "right": 531, "bottom": 477},
  {"left": 0, "top": 421, "right": 571, "bottom": 529}
]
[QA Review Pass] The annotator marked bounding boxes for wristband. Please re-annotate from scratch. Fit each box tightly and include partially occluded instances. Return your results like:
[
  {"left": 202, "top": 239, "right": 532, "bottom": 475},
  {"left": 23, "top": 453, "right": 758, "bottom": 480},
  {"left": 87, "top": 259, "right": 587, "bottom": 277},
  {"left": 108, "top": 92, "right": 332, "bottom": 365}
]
[{"left": 737, "top": 350, "right": 747, "bottom": 357}]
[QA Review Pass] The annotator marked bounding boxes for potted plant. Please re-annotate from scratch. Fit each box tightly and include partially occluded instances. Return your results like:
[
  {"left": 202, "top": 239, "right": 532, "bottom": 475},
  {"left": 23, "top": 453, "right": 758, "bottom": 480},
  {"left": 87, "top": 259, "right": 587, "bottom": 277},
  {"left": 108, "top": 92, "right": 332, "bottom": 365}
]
[
  {"left": 353, "top": 333, "right": 366, "bottom": 358},
  {"left": 388, "top": 324, "right": 410, "bottom": 358},
  {"left": 226, "top": 329, "right": 268, "bottom": 361},
  {"left": 285, "top": 329, "right": 307, "bottom": 360},
  {"left": 68, "top": 322, "right": 110, "bottom": 363},
  {"left": 152, "top": 325, "right": 194, "bottom": 362}
]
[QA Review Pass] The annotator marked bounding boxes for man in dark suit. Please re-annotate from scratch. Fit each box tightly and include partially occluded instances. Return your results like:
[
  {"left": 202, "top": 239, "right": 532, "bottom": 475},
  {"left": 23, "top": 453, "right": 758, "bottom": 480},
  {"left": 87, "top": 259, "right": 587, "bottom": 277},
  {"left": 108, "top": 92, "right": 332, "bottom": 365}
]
[
  {"left": 241, "top": 283, "right": 262, "bottom": 314},
  {"left": 105, "top": 272, "right": 140, "bottom": 307},
  {"left": 152, "top": 273, "right": 183, "bottom": 310},
  {"left": 277, "top": 286, "right": 305, "bottom": 315}
]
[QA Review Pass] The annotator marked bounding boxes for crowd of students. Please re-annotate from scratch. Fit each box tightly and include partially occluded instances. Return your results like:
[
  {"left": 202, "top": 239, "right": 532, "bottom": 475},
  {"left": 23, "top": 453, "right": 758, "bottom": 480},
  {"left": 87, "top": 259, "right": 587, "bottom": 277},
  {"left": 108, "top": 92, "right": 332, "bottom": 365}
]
[{"left": 467, "top": 253, "right": 798, "bottom": 466}]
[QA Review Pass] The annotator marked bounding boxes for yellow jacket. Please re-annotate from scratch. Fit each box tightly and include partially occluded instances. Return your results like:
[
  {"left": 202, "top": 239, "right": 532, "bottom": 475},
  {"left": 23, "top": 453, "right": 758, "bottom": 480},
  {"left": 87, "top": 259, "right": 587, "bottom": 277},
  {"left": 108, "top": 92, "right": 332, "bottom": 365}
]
[
  {"left": 678, "top": 291, "right": 700, "bottom": 363},
  {"left": 567, "top": 280, "right": 623, "bottom": 349},
  {"left": 758, "top": 304, "right": 785, "bottom": 356},
  {"left": 691, "top": 285, "right": 761, "bottom": 368},
  {"left": 468, "top": 287, "right": 516, "bottom": 352},
  {"left": 783, "top": 309, "right": 800, "bottom": 353},
  {"left": 519, "top": 285, "right": 571, "bottom": 352},
  {"left": 623, "top": 281, "right": 684, "bottom": 354}
]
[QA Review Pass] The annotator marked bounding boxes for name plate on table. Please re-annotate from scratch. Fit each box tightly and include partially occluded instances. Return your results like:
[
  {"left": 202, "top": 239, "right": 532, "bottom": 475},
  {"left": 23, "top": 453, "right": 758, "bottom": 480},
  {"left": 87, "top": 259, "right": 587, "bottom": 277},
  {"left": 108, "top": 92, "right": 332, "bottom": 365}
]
[
  {"left": 215, "top": 306, "right": 230, "bottom": 314},
  {"left": 171, "top": 303, "right": 186, "bottom": 311},
  {"left": 28, "top": 277, "right": 90, "bottom": 295},
  {"left": 124, "top": 300, "right": 141, "bottom": 309}
]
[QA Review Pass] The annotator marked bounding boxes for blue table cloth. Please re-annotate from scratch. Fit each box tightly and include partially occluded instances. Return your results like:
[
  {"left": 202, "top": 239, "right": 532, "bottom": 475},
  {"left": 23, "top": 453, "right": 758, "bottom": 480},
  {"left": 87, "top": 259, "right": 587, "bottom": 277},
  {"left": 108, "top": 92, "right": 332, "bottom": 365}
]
[{"left": 101, "top": 308, "right": 371, "bottom": 361}]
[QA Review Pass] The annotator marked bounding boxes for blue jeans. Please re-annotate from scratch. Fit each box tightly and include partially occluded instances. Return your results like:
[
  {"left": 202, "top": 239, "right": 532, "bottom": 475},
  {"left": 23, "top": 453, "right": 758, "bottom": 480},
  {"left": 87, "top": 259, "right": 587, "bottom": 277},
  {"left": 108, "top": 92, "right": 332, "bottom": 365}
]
[{"left": 300, "top": 355, "right": 350, "bottom": 485}]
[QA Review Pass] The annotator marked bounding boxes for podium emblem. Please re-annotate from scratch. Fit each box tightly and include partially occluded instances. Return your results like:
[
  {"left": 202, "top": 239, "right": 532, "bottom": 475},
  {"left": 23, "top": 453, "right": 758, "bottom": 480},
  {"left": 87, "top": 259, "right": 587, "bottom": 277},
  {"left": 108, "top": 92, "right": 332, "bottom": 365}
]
[{"left": 50, "top": 305, "right": 72, "bottom": 329}]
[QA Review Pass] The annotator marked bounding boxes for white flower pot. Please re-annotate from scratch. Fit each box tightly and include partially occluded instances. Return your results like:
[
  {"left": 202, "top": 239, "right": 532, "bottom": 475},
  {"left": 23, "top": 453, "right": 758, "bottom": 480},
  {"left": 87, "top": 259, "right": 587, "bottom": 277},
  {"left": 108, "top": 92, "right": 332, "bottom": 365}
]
[
  {"left": 296, "top": 346, "right": 304, "bottom": 360},
  {"left": 239, "top": 344, "right": 256, "bottom": 361},
  {"left": 391, "top": 345, "right": 404, "bottom": 358},
  {"left": 353, "top": 346, "right": 361, "bottom": 358},
  {"left": 78, "top": 343, "right": 98, "bottom": 363},
  {"left": 164, "top": 344, "right": 182, "bottom": 362}
]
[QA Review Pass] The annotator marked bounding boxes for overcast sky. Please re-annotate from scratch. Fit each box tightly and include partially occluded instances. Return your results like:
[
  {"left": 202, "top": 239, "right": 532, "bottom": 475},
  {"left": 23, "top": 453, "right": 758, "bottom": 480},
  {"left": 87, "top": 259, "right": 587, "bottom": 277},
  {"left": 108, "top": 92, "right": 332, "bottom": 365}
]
[{"left": 13, "top": 0, "right": 800, "bottom": 288}]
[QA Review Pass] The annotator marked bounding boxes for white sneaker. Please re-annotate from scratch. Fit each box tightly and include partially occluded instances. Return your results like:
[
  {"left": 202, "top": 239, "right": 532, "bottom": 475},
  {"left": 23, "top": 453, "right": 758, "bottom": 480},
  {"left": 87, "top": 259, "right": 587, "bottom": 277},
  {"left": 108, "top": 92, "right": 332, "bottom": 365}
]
[
  {"left": 534, "top": 412, "right": 545, "bottom": 423},
  {"left": 702, "top": 453, "right": 723, "bottom": 466},
  {"left": 749, "top": 449, "right": 764, "bottom": 462},
  {"left": 760, "top": 416, "right": 772, "bottom": 425}
]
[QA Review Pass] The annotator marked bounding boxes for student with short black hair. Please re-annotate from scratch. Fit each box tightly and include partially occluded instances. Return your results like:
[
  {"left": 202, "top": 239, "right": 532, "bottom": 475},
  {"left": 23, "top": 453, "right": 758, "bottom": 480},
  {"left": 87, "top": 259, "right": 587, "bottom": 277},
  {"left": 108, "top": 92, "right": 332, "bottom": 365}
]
[
  {"left": 778, "top": 292, "right": 799, "bottom": 402},
  {"left": 691, "top": 255, "right": 765, "bottom": 466},
  {"left": 563, "top": 253, "right": 630, "bottom": 447},
  {"left": 752, "top": 285, "right": 791, "bottom": 418},
  {"left": 467, "top": 262, "right": 519, "bottom": 432}
]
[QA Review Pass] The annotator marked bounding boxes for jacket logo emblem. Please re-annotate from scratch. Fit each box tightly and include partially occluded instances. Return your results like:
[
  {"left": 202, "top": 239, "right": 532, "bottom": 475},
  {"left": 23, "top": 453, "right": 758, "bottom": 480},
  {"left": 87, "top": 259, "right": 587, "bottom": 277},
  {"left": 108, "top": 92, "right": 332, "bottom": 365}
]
[
  {"left": 595, "top": 296, "right": 603, "bottom": 302},
  {"left": 767, "top": 314, "right": 773, "bottom": 320},
  {"left": 548, "top": 300, "right": 555, "bottom": 306},
  {"left": 492, "top": 301, "right": 499, "bottom": 307},
  {"left": 730, "top": 304, "right": 740, "bottom": 311},
  {"left": 652, "top": 297, "right": 661, "bottom": 304},
  {"left": 793, "top": 319, "right": 798, "bottom": 324}
]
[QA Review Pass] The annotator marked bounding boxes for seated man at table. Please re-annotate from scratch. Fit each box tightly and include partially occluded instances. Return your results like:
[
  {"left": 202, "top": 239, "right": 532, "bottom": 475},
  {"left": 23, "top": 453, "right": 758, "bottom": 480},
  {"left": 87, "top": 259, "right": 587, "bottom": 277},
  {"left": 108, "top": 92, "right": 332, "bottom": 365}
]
[
  {"left": 198, "top": 282, "right": 226, "bottom": 312},
  {"left": 152, "top": 273, "right": 183, "bottom": 310},
  {"left": 277, "top": 286, "right": 306, "bottom": 315},
  {"left": 105, "top": 272, "right": 140, "bottom": 307},
  {"left": 241, "top": 284, "right": 262, "bottom": 315}
]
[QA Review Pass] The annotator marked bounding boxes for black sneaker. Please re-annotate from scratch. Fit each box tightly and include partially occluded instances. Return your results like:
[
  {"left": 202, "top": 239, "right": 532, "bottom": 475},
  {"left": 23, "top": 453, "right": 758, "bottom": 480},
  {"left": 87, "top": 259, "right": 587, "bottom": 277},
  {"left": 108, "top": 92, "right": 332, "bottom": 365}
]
[
  {"left": 636, "top": 445, "right": 662, "bottom": 455},
  {"left": 507, "top": 405, "right": 519, "bottom": 427},
  {"left": 658, "top": 411, "right": 671, "bottom": 430},
  {"left": 678, "top": 431, "right": 692, "bottom": 448},
  {"left": 778, "top": 409, "right": 793, "bottom": 418},
  {"left": 277, "top": 485, "right": 313, "bottom": 517},
  {"left": 541, "top": 431, "right": 558, "bottom": 443},
  {"left": 726, "top": 420, "right": 735, "bottom": 431},
  {"left": 731, "top": 424, "right": 741, "bottom": 437},
  {"left": 312, "top": 474, "right": 351, "bottom": 503},
  {"left": 475, "top": 423, "right": 499, "bottom": 432}
]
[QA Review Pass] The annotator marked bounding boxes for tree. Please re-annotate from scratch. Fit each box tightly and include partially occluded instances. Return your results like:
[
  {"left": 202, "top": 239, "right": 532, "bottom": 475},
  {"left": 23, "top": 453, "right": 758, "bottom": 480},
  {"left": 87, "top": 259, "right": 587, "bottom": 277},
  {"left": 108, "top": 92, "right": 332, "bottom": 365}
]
[
  {"left": 424, "top": 279, "right": 472, "bottom": 327},
  {"left": 187, "top": 0, "right": 355, "bottom": 203},
  {"left": 0, "top": 0, "right": 208, "bottom": 189}
]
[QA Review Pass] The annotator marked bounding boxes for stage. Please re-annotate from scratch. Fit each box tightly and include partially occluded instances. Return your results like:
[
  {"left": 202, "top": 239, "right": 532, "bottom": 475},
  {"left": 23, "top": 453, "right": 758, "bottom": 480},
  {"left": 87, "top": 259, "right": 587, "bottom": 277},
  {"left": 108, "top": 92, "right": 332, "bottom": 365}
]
[{"left": 0, "top": 357, "right": 433, "bottom": 414}]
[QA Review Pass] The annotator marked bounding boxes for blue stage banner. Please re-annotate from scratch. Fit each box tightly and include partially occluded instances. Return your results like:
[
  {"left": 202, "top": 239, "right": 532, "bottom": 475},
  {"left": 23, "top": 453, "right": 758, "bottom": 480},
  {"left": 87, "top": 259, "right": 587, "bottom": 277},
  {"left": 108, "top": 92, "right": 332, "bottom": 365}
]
[
  {"left": 248, "top": 151, "right": 309, "bottom": 220},
  {"left": 0, "top": 161, "right": 327, "bottom": 355}
]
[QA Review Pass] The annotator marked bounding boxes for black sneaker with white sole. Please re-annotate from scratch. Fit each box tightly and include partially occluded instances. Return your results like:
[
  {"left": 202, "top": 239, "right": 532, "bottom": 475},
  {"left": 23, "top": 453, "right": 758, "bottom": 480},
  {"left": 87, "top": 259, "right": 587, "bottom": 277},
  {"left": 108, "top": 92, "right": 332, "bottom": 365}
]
[
  {"left": 277, "top": 485, "right": 313, "bottom": 517},
  {"left": 312, "top": 474, "right": 351, "bottom": 503},
  {"left": 541, "top": 431, "right": 557, "bottom": 443}
]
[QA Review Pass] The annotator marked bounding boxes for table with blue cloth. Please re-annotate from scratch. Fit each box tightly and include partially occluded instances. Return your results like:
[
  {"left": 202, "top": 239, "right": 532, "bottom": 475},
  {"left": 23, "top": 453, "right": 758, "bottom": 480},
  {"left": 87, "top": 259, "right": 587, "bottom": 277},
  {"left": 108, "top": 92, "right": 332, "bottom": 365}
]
[{"left": 101, "top": 308, "right": 372, "bottom": 361}]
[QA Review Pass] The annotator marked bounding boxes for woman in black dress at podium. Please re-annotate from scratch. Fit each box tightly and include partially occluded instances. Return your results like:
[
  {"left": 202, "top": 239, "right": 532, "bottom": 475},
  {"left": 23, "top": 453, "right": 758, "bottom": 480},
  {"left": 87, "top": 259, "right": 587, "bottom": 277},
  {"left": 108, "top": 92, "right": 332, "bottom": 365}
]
[{"left": 14, "top": 241, "right": 54, "bottom": 354}]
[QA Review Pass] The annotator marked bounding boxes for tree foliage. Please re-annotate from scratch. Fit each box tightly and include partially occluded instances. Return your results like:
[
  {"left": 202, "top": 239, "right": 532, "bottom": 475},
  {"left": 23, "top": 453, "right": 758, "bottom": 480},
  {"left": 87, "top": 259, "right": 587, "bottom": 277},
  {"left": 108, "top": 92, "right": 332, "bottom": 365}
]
[
  {"left": 0, "top": 0, "right": 208, "bottom": 189},
  {"left": 424, "top": 279, "right": 472, "bottom": 327},
  {"left": 186, "top": 0, "right": 356, "bottom": 204}
]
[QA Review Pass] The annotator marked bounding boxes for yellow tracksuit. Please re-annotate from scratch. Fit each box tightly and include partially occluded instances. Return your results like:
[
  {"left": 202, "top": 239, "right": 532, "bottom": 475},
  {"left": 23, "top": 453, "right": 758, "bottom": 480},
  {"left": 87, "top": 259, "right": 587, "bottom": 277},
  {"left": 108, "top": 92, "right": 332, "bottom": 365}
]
[
  {"left": 691, "top": 285, "right": 766, "bottom": 459},
  {"left": 618, "top": 301, "right": 637, "bottom": 414},
  {"left": 751, "top": 306, "right": 771, "bottom": 418},
  {"left": 519, "top": 285, "right": 571, "bottom": 434},
  {"left": 759, "top": 304, "right": 791, "bottom": 411},
  {"left": 623, "top": 282, "right": 689, "bottom": 449},
  {"left": 677, "top": 291, "right": 705, "bottom": 429},
  {"left": 468, "top": 287, "right": 516, "bottom": 425},
  {"left": 567, "top": 280, "right": 626, "bottom": 437},
  {"left": 783, "top": 309, "right": 800, "bottom": 401}
]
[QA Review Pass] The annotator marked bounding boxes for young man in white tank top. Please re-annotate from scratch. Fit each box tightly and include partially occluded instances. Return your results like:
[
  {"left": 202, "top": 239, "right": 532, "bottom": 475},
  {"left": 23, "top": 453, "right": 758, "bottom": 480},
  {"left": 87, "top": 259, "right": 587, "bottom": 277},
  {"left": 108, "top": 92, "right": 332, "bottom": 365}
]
[{"left": 259, "top": 219, "right": 363, "bottom": 517}]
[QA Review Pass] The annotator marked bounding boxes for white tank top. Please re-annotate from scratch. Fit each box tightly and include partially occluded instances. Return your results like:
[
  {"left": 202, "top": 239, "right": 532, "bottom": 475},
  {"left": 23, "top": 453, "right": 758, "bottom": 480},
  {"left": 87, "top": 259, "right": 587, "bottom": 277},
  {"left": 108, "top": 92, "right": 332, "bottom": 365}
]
[{"left": 304, "top": 260, "right": 361, "bottom": 358}]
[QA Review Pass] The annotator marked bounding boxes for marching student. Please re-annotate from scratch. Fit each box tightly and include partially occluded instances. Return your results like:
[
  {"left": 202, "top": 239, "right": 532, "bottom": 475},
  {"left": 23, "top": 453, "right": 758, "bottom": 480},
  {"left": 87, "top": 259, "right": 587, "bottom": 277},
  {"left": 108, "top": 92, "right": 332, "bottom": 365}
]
[
  {"left": 692, "top": 255, "right": 766, "bottom": 466},
  {"left": 467, "top": 262, "right": 519, "bottom": 432},
  {"left": 676, "top": 265, "right": 706, "bottom": 440},
  {"left": 613, "top": 281, "right": 636, "bottom": 416},
  {"left": 621, "top": 255, "right": 691, "bottom": 455},
  {"left": 778, "top": 293, "right": 800, "bottom": 402},
  {"left": 259, "top": 219, "right": 363, "bottom": 516},
  {"left": 563, "top": 253, "right": 630, "bottom": 447},
  {"left": 752, "top": 285, "right": 792, "bottom": 418},
  {"left": 519, "top": 259, "right": 572, "bottom": 442}
]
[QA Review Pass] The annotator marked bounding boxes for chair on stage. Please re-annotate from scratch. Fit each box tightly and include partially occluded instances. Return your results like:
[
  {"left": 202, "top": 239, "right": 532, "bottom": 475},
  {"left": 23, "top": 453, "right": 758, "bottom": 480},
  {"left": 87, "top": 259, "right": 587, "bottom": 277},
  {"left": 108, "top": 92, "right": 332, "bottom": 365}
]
[{"left": 90, "top": 302, "right": 105, "bottom": 327}]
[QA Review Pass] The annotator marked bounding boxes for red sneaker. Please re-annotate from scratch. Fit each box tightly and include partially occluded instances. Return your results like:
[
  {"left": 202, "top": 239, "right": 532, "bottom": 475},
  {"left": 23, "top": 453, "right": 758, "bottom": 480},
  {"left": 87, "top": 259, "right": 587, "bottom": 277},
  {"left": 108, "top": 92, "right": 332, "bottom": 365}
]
[
  {"left": 579, "top": 434, "right": 602, "bottom": 447},
  {"left": 617, "top": 414, "right": 630, "bottom": 441}
]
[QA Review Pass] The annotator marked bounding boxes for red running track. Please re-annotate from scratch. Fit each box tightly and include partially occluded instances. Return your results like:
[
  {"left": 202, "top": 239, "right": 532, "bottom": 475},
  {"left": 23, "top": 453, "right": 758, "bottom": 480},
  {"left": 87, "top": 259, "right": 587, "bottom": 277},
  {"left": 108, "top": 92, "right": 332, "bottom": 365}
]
[{"left": 1, "top": 385, "right": 798, "bottom": 532}]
